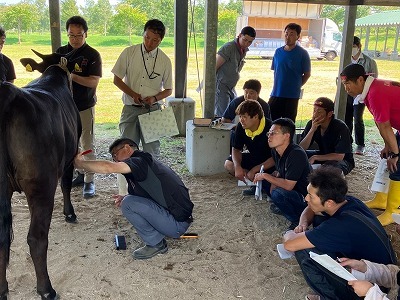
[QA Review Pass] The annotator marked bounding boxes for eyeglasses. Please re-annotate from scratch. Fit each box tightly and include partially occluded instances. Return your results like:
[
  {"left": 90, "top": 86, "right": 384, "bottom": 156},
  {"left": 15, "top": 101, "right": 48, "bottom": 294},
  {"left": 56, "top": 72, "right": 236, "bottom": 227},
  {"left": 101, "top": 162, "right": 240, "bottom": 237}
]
[
  {"left": 68, "top": 34, "right": 85, "bottom": 40},
  {"left": 267, "top": 130, "right": 283, "bottom": 136},
  {"left": 111, "top": 146, "right": 125, "bottom": 161}
]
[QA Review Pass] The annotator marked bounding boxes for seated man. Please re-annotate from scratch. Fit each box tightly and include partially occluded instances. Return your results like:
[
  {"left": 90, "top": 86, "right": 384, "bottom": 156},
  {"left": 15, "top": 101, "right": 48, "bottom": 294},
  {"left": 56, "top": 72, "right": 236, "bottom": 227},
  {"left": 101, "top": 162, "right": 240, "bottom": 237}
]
[
  {"left": 299, "top": 97, "right": 355, "bottom": 175},
  {"left": 224, "top": 100, "right": 274, "bottom": 195},
  {"left": 254, "top": 118, "right": 311, "bottom": 230},
  {"left": 74, "top": 138, "right": 194, "bottom": 260},
  {"left": 283, "top": 166, "right": 396, "bottom": 300},
  {"left": 222, "top": 79, "right": 271, "bottom": 123}
]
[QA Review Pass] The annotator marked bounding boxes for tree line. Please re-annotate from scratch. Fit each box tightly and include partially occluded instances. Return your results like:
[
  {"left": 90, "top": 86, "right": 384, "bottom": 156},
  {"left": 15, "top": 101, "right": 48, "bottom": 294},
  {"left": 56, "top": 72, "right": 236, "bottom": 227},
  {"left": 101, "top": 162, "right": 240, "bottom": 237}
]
[{"left": 0, "top": 0, "right": 242, "bottom": 42}]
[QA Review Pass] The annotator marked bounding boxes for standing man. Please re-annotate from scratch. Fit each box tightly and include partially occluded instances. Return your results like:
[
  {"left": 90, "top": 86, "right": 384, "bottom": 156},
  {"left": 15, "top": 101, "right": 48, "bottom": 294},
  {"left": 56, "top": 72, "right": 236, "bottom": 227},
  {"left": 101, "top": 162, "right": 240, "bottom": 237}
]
[
  {"left": 215, "top": 26, "right": 256, "bottom": 116},
  {"left": 57, "top": 16, "right": 102, "bottom": 199},
  {"left": 283, "top": 166, "right": 396, "bottom": 300},
  {"left": 112, "top": 19, "right": 172, "bottom": 195},
  {"left": 74, "top": 138, "right": 194, "bottom": 260},
  {"left": 269, "top": 23, "right": 311, "bottom": 122},
  {"left": 344, "top": 36, "right": 378, "bottom": 155},
  {"left": 0, "top": 27, "right": 16, "bottom": 83},
  {"left": 299, "top": 97, "right": 355, "bottom": 175},
  {"left": 254, "top": 118, "right": 311, "bottom": 231},
  {"left": 340, "top": 63, "right": 400, "bottom": 226}
]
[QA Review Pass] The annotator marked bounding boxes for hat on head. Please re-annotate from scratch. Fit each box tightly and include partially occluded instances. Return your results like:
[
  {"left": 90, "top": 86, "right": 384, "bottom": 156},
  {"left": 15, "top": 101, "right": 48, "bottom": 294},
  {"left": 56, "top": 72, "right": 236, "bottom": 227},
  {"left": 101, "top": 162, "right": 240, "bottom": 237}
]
[
  {"left": 340, "top": 64, "right": 366, "bottom": 81},
  {"left": 353, "top": 36, "right": 361, "bottom": 46},
  {"left": 314, "top": 97, "right": 334, "bottom": 112}
]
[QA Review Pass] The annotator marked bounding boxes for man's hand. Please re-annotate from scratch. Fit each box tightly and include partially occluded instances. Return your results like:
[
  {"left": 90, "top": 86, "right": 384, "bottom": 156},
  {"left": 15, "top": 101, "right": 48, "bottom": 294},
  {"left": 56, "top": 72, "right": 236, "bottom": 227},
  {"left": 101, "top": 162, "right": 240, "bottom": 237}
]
[
  {"left": 308, "top": 156, "right": 317, "bottom": 165},
  {"left": 283, "top": 230, "right": 297, "bottom": 242},
  {"left": 234, "top": 166, "right": 246, "bottom": 182},
  {"left": 142, "top": 95, "right": 156, "bottom": 106},
  {"left": 310, "top": 113, "right": 324, "bottom": 131},
  {"left": 112, "top": 194, "right": 124, "bottom": 208},
  {"left": 348, "top": 280, "right": 373, "bottom": 297},
  {"left": 387, "top": 156, "right": 399, "bottom": 173},
  {"left": 339, "top": 258, "right": 367, "bottom": 273},
  {"left": 294, "top": 223, "right": 308, "bottom": 233}
]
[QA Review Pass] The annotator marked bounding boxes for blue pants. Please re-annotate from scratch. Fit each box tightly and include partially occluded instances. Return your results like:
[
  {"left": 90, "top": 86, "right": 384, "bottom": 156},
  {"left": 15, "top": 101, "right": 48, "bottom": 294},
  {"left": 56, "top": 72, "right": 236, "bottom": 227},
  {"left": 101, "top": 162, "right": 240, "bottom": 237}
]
[
  {"left": 121, "top": 195, "right": 191, "bottom": 246},
  {"left": 345, "top": 95, "right": 366, "bottom": 147},
  {"left": 263, "top": 183, "right": 307, "bottom": 223}
]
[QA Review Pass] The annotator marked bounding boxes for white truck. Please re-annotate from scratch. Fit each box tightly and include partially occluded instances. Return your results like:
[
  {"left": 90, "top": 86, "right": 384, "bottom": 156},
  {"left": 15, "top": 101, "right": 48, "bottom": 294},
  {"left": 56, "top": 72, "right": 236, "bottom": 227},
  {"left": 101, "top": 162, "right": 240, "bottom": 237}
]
[{"left": 237, "top": 1, "right": 342, "bottom": 60}]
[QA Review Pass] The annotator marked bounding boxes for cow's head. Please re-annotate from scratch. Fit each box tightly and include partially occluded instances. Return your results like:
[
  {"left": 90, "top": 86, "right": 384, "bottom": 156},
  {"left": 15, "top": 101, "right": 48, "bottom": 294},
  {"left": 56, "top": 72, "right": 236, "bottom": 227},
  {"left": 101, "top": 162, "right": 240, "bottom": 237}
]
[{"left": 20, "top": 49, "right": 83, "bottom": 74}]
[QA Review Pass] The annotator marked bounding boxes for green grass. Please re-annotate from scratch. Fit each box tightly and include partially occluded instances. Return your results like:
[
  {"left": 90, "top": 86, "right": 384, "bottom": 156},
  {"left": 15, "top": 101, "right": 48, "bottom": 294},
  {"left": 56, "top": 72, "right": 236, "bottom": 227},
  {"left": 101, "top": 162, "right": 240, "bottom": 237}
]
[{"left": 4, "top": 33, "right": 400, "bottom": 132}]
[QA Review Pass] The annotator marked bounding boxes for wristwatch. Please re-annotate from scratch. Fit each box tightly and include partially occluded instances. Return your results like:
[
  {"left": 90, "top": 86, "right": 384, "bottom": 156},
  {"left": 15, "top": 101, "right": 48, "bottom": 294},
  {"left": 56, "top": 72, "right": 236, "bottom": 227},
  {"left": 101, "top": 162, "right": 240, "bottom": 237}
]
[{"left": 389, "top": 152, "right": 400, "bottom": 159}]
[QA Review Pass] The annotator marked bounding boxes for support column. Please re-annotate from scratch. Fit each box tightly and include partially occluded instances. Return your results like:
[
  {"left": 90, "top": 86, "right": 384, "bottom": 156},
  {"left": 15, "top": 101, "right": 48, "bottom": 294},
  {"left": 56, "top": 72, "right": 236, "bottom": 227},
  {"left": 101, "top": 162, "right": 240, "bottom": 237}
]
[{"left": 49, "top": 0, "right": 61, "bottom": 52}]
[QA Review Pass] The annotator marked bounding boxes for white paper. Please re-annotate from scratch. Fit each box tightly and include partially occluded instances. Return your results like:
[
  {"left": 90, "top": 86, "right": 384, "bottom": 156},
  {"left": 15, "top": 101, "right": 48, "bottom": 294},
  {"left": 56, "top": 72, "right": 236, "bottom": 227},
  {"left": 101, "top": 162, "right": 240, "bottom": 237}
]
[
  {"left": 309, "top": 251, "right": 357, "bottom": 281},
  {"left": 238, "top": 178, "right": 256, "bottom": 187},
  {"left": 255, "top": 165, "right": 264, "bottom": 200},
  {"left": 371, "top": 159, "right": 390, "bottom": 193},
  {"left": 276, "top": 244, "right": 294, "bottom": 259}
]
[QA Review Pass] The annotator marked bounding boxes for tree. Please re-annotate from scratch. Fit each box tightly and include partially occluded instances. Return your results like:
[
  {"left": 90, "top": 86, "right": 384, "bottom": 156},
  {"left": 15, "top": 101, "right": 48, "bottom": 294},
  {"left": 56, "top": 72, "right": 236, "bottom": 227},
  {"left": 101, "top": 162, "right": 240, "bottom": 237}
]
[
  {"left": 110, "top": 3, "right": 147, "bottom": 43},
  {"left": 218, "top": 9, "right": 238, "bottom": 39},
  {"left": 2, "top": 3, "right": 39, "bottom": 43},
  {"left": 61, "top": 0, "right": 79, "bottom": 29},
  {"left": 34, "top": 0, "right": 49, "bottom": 33},
  {"left": 84, "top": 0, "right": 112, "bottom": 35}
]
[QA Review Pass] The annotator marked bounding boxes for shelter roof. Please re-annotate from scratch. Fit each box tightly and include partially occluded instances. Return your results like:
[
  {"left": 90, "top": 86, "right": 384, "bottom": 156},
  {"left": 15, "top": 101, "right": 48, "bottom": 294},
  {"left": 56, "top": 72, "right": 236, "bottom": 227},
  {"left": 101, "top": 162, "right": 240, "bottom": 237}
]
[{"left": 356, "top": 10, "right": 400, "bottom": 27}]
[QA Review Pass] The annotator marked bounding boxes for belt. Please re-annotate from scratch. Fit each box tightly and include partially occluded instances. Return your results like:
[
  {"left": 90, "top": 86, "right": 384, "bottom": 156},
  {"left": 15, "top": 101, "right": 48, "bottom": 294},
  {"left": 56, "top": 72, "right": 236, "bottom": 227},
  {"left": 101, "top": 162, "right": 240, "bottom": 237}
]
[{"left": 131, "top": 103, "right": 158, "bottom": 108}]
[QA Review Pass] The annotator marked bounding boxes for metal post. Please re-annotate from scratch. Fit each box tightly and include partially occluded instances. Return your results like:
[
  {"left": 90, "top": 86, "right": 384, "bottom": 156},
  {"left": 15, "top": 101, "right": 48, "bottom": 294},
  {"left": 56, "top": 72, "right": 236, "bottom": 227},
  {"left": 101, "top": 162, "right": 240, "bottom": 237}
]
[
  {"left": 203, "top": 0, "right": 218, "bottom": 118},
  {"left": 335, "top": 5, "right": 357, "bottom": 121},
  {"left": 49, "top": 0, "right": 61, "bottom": 52},
  {"left": 174, "top": 0, "right": 188, "bottom": 98}
]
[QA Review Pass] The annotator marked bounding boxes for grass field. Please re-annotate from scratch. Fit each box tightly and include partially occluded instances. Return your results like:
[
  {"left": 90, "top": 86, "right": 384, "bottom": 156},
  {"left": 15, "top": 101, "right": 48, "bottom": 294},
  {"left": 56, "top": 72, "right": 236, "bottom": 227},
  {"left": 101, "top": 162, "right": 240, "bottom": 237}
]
[{"left": 4, "top": 33, "right": 400, "bottom": 132}]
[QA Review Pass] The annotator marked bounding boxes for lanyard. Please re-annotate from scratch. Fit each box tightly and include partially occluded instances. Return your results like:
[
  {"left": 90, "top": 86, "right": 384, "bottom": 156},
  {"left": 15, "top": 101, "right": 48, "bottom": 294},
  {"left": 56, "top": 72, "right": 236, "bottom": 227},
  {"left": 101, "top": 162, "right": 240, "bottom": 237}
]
[{"left": 141, "top": 45, "right": 160, "bottom": 79}]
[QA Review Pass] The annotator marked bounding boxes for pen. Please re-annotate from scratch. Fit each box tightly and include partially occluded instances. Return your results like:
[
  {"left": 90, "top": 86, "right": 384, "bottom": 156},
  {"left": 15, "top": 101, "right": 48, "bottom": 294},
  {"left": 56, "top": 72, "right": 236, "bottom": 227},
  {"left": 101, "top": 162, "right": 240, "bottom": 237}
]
[
  {"left": 336, "top": 257, "right": 341, "bottom": 263},
  {"left": 81, "top": 149, "right": 92, "bottom": 156}
]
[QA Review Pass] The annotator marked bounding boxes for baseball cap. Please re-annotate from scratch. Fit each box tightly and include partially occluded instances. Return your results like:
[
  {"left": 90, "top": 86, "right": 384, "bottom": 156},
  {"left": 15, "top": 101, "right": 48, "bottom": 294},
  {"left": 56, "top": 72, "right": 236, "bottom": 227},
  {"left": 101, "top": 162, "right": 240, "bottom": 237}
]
[
  {"left": 340, "top": 64, "right": 366, "bottom": 81},
  {"left": 314, "top": 97, "right": 334, "bottom": 112}
]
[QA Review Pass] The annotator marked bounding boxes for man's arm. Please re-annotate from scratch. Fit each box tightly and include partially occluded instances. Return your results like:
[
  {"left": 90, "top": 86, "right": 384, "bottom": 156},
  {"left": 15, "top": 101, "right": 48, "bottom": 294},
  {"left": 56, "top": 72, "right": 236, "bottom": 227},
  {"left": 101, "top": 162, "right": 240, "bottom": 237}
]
[
  {"left": 215, "top": 54, "right": 226, "bottom": 72},
  {"left": 113, "top": 75, "right": 142, "bottom": 105},
  {"left": 74, "top": 152, "right": 131, "bottom": 174},
  {"left": 295, "top": 205, "right": 315, "bottom": 233},
  {"left": 309, "top": 153, "right": 345, "bottom": 164},
  {"left": 376, "top": 121, "right": 399, "bottom": 172},
  {"left": 259, "top": 173, "right": 297, "bottom": 191},
  {"left": 283, "top": 231, "right": 315, "bottom": 252},
  {"left": 247, "top": 157, "right": 275, "bottom": 181},
  {"left": 142, "top": 88, "right": 173, "bottom": 106},
  {"left": 71, "top": 74, "right": 100, "bottom": 89},
  {"left": 232, "top": 148, "right": 245, "bottom": 181},
  {"left": 302, "top": 71, "right": 311, "bottom": 86}
]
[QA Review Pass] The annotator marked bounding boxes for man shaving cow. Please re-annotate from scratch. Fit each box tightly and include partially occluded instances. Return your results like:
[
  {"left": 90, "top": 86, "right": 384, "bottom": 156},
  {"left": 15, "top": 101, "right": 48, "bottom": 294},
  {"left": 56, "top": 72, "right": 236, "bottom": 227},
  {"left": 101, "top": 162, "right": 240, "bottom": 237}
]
[{"left": 74, "top": 138, "right": 194, "bottom": 260}]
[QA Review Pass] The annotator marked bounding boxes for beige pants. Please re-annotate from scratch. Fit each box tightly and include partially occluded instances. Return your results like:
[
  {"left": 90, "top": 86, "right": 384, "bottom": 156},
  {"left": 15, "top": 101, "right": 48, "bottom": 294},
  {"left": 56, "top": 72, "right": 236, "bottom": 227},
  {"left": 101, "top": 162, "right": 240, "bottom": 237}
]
[{"left": 77, "top": 107, "right": 96, "bottom": 183}]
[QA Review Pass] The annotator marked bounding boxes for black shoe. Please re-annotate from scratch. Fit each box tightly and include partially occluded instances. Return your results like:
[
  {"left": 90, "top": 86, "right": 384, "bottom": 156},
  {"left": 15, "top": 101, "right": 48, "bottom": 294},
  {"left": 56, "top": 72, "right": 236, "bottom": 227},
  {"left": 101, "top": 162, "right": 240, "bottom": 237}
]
[
  {"left": 133, "top": 239, "right": 168, "bottom": 260},
  {"left": 83, "top": 182, "right": 95, "bottom": 199},
  {"left": 287, "top": 222, "right": 298, "bottom": 231},
  {"left": 242, "top": 186, "right": 256, "bottom": 196},
  {"left": 71, "top": 173, "right": 84, "bottom": 187},
  {"left": 270, "top": 203, "right": 283, "bottom": 215}
]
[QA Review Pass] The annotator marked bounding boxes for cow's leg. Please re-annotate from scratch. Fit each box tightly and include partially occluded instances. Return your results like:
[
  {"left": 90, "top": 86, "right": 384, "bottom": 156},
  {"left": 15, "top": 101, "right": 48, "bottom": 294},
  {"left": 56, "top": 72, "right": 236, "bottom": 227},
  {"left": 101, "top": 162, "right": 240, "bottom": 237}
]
[
  {"left": 61, "top": 163, "right": 76, "bottom": 223},
  {"left": 0, "top": 189, "right": 13, "bottom": 299},
  {"left": 26, "top": 188, "right": 57, "bottom": 300}
]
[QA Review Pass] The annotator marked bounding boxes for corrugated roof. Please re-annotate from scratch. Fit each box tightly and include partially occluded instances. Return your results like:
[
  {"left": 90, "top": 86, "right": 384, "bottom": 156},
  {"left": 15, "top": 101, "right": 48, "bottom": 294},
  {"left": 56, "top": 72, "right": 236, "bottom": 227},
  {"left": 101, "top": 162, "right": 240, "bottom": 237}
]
[{"left": 356, "top": 10, "right": 400, "bottom": 27}]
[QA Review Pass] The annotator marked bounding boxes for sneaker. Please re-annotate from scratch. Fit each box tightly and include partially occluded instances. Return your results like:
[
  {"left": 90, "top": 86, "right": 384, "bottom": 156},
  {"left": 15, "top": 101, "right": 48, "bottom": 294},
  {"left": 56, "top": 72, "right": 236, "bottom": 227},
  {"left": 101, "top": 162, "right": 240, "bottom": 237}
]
[
  {"left": 83, "top": 182, "right": 95, "bottom": 198},
  {"left": 270, "top": 203, "right": 283, "bottom": 215},
  {"left": 71, "top": 173, "right": 84, "bottom": 187},
  {"left": 133, "top": 239, "right": 168, "bottom": 260},
  {"left": 355, "top": 145, "right": 365, "bottom": 155},
  {"left": 305, "top": 294, "right": 321, "bottom": 300},
  {"left": 242, "top": 186, "right": 256, "bottom": 196}
]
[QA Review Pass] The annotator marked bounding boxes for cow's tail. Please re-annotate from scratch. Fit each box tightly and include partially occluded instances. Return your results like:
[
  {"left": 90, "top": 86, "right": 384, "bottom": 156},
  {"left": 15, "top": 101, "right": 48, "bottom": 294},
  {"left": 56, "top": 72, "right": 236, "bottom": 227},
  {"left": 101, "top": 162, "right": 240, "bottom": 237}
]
[{"left": 0, "top": 83, "right": 14, "bottom": 265}]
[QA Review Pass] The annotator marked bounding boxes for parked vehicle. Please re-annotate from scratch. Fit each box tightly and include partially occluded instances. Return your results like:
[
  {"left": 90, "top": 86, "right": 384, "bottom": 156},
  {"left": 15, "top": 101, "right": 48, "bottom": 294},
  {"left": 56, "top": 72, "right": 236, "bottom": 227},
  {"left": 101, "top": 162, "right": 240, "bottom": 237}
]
[{"left": 237, "top": 2, "right": 342, "bottom": 60}]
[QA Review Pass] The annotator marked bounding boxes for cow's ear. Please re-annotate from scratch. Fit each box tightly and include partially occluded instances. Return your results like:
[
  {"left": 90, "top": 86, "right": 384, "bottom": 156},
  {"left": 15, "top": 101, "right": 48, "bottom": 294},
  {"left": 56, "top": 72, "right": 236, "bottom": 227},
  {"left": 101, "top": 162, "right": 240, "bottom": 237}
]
[{"left": 20, "top": 58, "right": 45, "bottom": 73}]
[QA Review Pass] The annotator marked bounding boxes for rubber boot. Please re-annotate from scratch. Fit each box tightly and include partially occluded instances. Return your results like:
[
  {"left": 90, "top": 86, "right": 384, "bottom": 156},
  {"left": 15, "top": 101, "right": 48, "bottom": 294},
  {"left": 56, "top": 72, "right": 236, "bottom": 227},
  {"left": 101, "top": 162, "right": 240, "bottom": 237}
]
[
  {"left": 377, "top": 180, "right": 400, "bottom": 226},
  {"left": 365, "top": 192, "right": 387, "bottom": 210}
]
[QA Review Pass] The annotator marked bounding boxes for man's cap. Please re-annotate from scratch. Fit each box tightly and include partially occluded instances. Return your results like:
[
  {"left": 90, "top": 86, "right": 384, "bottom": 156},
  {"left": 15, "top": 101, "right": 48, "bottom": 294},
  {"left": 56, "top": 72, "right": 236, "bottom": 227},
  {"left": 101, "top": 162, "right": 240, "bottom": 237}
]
[
  {"left": 314, "top": 97, "right": 334, "bottom": 112},
  {"left": 353, "top": 36, "right": 361, "bottom": 46},
  {"left": 340, "top": 63, "right": 366, "bottom": 81}
]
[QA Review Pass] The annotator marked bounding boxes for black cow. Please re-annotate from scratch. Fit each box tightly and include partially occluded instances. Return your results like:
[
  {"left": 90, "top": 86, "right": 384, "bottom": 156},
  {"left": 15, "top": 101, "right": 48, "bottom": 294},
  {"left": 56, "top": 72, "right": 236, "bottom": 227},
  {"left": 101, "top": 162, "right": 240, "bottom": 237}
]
[{"left": 0, "top": 50, "right": 82, "bottom": 299}]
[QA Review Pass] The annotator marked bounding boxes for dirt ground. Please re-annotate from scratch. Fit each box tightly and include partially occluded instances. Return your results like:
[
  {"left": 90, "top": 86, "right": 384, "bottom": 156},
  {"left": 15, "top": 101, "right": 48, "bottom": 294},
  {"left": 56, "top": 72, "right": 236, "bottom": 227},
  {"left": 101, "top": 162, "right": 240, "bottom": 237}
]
[{"left": 6, "top": 136, "right": 400, "bottom": 300}]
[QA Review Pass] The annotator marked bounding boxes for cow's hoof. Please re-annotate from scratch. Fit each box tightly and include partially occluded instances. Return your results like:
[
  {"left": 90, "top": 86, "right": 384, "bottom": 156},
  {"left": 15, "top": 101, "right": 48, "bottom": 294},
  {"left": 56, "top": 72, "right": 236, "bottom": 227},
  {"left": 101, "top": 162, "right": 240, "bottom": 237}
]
[
  {"left": 39, "top": 290, "right": 58, "bottom": 300},
  {"left": 65, "top": 214, "right": 77, "bottom": 223}
]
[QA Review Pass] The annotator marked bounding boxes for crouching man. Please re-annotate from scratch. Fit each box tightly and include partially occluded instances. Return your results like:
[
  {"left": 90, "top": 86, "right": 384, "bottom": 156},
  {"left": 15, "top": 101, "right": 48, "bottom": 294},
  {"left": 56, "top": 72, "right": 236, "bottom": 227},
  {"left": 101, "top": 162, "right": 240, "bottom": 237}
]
[{"left": 74, "top": 138, "right": 194, "bottom": 260}]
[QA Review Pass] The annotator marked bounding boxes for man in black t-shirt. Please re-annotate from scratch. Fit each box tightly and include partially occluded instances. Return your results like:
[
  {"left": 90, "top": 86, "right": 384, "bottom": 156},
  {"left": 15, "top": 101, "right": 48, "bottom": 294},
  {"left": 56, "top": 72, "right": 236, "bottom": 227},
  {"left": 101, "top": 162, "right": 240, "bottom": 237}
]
[
  {"left": 254, "top": 118, "right": 311, "bottom": 230},
  {"left": 0, "top": 27, "right": 16, "bottom": 83},
  {"left": 300, "top": 97, "right": 355, "bottom": 175},
  {"left": 57, "top": 16, "right": 102, "bottom": 198},
  {"left": 74, "top": 138, "right": 194, "bottom": 260}
]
